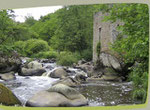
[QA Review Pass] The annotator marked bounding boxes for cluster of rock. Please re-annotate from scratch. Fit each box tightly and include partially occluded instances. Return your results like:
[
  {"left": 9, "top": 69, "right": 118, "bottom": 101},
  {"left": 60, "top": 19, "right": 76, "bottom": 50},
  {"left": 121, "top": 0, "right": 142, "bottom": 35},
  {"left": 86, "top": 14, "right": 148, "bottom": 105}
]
[
  {"left": 23, "top": 63, "right": 88, "bottom": 107},
  {"left": 91, "top": 52, "right": 132, "bottom": 82},
  {"left": 0, "top": 52, "right": 129, "bottom": 107},
  {"left": 0, "top": 53, "right": 21, "bottom": 81},
  {"left": 0, "top": 55, "right": 89, "bottom": 107},
  {"left": 21, "top": 61, "right": 89, "bottom": 107},
  {"left": 73, "top": 58, "right": 125, "bottom": 82}
]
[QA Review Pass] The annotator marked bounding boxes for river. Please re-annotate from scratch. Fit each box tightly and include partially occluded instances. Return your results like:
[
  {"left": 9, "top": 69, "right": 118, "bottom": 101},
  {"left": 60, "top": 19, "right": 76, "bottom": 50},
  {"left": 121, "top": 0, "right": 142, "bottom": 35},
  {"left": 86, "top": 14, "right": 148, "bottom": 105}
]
[{"left": 0, "top": 62, "right": 138, "bottom": 106}]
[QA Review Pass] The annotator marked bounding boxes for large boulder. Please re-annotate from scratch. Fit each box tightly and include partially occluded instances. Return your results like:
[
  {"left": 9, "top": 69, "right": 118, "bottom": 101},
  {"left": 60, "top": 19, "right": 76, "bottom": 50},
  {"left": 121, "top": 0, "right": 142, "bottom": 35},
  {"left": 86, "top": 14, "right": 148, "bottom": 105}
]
[
  {"left": 0, "top": 53, "right": 21, "bottom": 73},
  {"left": 49, "top": 68, "right": 69, "bottom": 78},
  {"left": 0, "top": 72, "right": 16, "bottom": 81},
  {"left": 52, "top": 77, "right": 80, "bottom": 87},
  {"left": 18, "top": 67, "right": 46, "bottom": 76},
  {"left": 0, "top": 83, "right": 21, "bottom": 106},
  {"left": 26, "top": 84, "right": 88, "bottom": 107},
  {"left": 100, "top": 52, "right": 122, "bottom": 71},
  {"left": 27, "top": 61, "right": 43, "bottom": 69},
  {"left": 18, "top": 60, "right": 46, "bottom": 76}
]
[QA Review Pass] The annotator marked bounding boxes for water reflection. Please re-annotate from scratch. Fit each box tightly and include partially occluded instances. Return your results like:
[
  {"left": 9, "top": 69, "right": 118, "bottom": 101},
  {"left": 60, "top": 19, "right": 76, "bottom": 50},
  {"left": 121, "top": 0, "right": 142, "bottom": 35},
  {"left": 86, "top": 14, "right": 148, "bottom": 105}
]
[{"left": 77, "top": 81, "right": 136, "bottom": 106}]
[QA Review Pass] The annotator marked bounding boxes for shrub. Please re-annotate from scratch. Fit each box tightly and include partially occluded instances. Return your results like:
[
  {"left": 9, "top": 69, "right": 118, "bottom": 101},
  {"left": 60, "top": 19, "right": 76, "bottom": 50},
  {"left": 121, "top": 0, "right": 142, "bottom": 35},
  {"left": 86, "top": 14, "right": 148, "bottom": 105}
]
[
  {"left": 96, "top": 42, "right": 101, "bottom": 57},
  {"left": 56, "top": 51, "right": 80, "bottom": 66},
  {"left": 13, "top": 41, "right": 26, "bottom": 56},
  {"left": 24, "top": 39, "right": 49, "bottom": 56},
  {"left": 81, "top": 49, "right": 92, "bottom": 61},
  {"left": 32, "top": 51, "right": 58, "bottom": 59},
  {"left": 0, "top": 45, "right": 15, "bottom": 56},
  {"left": 128, "top": 63, "right": 148, "bottom": 103}
]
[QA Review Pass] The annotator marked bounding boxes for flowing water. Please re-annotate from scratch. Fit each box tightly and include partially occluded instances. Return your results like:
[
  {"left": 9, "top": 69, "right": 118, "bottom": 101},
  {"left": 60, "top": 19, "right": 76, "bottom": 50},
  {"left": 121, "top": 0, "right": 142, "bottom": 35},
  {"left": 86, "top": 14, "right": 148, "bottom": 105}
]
[{"left": 0, "top": 62, "right": 138, "bottom": 106}]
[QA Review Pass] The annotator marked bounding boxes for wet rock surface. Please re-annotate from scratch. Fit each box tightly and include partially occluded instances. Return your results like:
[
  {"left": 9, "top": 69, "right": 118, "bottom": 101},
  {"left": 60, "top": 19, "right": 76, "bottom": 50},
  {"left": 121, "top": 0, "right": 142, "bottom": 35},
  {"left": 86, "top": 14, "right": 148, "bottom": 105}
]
[
  {"left": 26, "top": 84, "right": 88, "bottom": 107},
  {"left": 19, "top": 68, "right": 46, "bottom": 76},
  {"left": 0, "top": 72, "right": 16, "bottom": 81},
  {"left": 0, "top": 83, "right": 21, "bottom": 106},
  {"left": 49, "top": 68, "right": 69, "bottom": 78},
  {"left": 0, "top": 54, "right": 21, "bottom": 73},
  {"left": 18, "top": 61, "right": 46, "bottom": 76}
]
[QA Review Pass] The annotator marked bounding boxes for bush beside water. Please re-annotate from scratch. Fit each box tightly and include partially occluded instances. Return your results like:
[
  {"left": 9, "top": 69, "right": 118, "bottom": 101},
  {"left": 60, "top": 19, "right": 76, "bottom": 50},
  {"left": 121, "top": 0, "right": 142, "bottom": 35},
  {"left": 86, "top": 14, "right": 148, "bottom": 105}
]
[
  {"left": 32, "top": 51, "right": 58, "bottom": 59},
  {"left": 56, "top": 52, "right": 80, "bottom": 66},
  {"left": 14, "top": 39, "right": 50, "bottom": 57}
]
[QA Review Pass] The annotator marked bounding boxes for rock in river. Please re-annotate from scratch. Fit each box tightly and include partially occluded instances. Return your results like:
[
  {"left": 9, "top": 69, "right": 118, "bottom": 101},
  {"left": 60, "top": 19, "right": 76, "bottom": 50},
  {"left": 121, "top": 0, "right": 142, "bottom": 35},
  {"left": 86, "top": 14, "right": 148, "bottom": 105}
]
[
  {"left": 18, "top": 61, "right": 46, "bottom": 76},
  {"left": 0, "top": 71, "right": 16, "bottom": 81},
  {"left": 0, "top": 83, "right": 21, "bottom": 106},
  {"left": 26, "top": 84, "right": 88, "bottom": 107},
  {"left": 49, "top": 68, "right": 69, "bottom": 78},
  {"left": 0, "top": 54, "right": 21, "bottom": 73},
  {"left": 27, "top": 61, "right": 43, "bottom": 69},
  {"left": 19, "top": 67, "right": 46, "bottom": 76}
]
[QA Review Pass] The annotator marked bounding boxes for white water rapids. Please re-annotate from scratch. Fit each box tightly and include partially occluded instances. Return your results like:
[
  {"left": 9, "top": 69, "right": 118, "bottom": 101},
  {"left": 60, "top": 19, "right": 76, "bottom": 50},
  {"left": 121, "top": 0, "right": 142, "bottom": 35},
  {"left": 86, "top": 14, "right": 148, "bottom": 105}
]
[{"left": 0, "top": 62, "right": 138, "bottom": 106}]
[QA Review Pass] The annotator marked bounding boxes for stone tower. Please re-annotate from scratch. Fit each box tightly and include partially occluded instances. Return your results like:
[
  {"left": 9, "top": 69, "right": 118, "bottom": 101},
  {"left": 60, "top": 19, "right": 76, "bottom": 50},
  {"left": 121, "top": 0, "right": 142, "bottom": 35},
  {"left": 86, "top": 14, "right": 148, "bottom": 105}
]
[
  {"left": 93, "top": 12, "right": 122, "bottom": 63},
  {"left": 92, "top": 11, "right": 127, "bottom": 78}
]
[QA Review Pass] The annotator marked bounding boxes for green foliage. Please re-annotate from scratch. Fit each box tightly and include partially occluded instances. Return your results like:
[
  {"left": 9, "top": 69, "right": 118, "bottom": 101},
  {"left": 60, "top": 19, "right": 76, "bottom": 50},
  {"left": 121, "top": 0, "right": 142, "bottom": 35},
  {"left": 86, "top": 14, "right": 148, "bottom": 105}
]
[
  {"left": 56, "top": 51, "right": 80, "bottom": 66},
  {"left": 80, "top": 49, "right": 92, "bottom": 61},
  {"left": 132, "top": 88, "right": 147, "bottom": 103},
  {"left": 31, "top": 13, "right": 58, "bottom": 42},
  {"left": 13, "top": 41, "right": 25, "bottom": 56},
  {"left": 0, "top": 10, "right": 14, "bottom": 45},
  {"left": 24, "top": 39, "right": 50, "bottom": 56},
  {"left": 32, "top": 51, "right": 58, "bottom": 59},
  {"left": 50, "top": 5, "right": 95, "bottom": 53},
  {"left": 0, "top": 10, "right": 39, "bottom": 56},
  {"left": 128, "top": 62, "right": 148, "bottom": 103},
  {"left": 14, "top": 39, "right": 50, "bottom": 57},
  {"left": 24, "top": 16, "right": 37, "bottom": 27},
  {"left": 12, "top": 23, "right": 39, "bottom": 41},
  {"left": 96, "top": 42, "right": 101, "bottom": 57},
  {"left": 0, "top": 45, "right": 14, "bottom": 56},
  {"left": 29, "top": 5, "right": 107, "bottom": 60},
  {"left": 102, "top": 4, "right": 149, "bottom": 103}
]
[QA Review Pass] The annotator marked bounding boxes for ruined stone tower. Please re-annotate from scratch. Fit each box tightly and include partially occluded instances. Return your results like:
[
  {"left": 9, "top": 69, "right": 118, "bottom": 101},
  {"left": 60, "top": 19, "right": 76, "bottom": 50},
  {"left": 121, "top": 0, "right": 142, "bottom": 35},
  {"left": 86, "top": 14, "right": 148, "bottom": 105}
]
[
  {"left": 93, "top": 12, "right": 122, "bottom": 63},
  {"left": 92, "top": 11, "right": 127, "bottom": 79}
]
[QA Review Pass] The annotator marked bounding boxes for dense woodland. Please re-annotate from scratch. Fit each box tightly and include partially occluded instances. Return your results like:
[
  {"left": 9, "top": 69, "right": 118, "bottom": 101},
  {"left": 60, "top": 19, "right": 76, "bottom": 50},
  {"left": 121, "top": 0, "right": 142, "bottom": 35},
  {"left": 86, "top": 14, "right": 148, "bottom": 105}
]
[{"left": 0, "top": 4, "right": 149, "bottom": 103}]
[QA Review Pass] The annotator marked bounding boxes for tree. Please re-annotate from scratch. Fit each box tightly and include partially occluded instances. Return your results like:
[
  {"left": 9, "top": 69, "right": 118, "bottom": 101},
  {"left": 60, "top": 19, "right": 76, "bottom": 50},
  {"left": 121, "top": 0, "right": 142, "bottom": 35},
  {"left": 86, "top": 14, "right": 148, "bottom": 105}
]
[
  {"left": 102, "top": 4, "right": 149, "bottom": 103},
  {"left": 0, "top": 10, "right": 38, "bottom": 54},
  {"left": 30, "top": 13, "right": 58, "bottom": 43},
  {"left": 0, "top": 10, "right": 14, "bottom": 45},
  {"left": 24, "top": 16, "right": 37, "bottom": 26},
  {"left": 50, "top": 5, "right": 95, "bottom": 54}
]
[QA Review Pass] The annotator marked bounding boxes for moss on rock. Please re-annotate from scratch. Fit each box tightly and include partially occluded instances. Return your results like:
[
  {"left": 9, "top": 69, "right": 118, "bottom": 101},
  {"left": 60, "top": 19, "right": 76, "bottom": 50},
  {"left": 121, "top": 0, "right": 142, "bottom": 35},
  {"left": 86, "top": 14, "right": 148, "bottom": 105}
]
[{"left": 0, "top": 83, "right": 21, "bottom": 106}]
